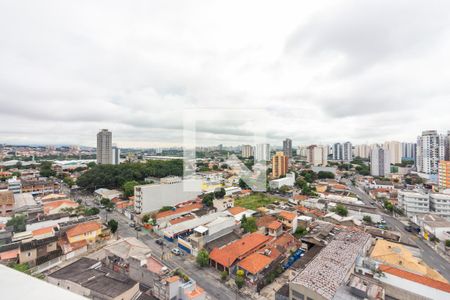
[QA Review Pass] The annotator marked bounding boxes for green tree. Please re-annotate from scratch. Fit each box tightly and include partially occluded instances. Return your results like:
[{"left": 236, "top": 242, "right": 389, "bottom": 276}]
[
  {"left": 122, "top": 180, "right": 139, "bottom": 198},
  {"left": 294, "top": 226, "right": 307, "bottom": 238},
  {"left": 238, "top": 178, "right": 250, "bottom": 189},
  {"left": 241, "top": 216, "right": 257, "bottom": 233},
  {"left": 214, "top": 188, "right": 226, "bottom": 199},
  {"left": 39, "top": 161, "right": 56, "bottom": 177},
  {"left": 142, "top": 214, "right": 151, "bottom": 223},
  {"left": 6, "top": 214, "right": 27, "bottom": 232},
  {"left": 108, "top": 219, "right": 119, "bottom": 233},
  {"left": 235, "top": 270, "right": 245, "bottom": 289},
  {"left": 159, "top": 206, "right": 174, "bottom": 212},
  {"left": 279, "top": 185, "right": 290, "bottom": 194},
  {"left": 384, "top": 200, "right": 394, "bottom": 212},
  {"left": 202, "top": 193, "right": 214, "bottom": 207},
  {"left": 196, "top": 249, "right": 210, "bottom": 267},
  {"left": 63, "top": 176, "right": 75, "bottom": 187},
  {"left": 445, "top": 240, "right": 450, "bottom": 247},
  {"left": 317, "top": 171, "right": 335, "bottom": 179},
  {"left": 363, "top": 215, "right": 372, "bottom": 223},
  {"left": 335, "top": 204, "right": 348, "bottom": 217},
  {"left": 85, "top": 207, "right": 100, "bottom": 216}
]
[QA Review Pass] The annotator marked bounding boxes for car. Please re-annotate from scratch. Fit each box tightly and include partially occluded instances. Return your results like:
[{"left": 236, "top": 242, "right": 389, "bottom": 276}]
[
  {"left": 129, "top": 222, "right": 135, "bottom": 228},
  {"left": 405, "top": 225, "right": 413, "bottom": 232},
  {"left": 171, "top": 248, "right": 181, "bottom": 256},
  {"left": 135, "top": 226, "right": 142, "bottom": 231},
  {"left": 155, "top": 239, "right": 164, "bottom": 246}
]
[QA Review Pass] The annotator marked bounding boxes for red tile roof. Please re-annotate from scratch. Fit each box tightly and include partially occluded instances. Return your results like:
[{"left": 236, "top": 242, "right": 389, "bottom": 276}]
[
  {"left": 278, "top": 211, "right": 297, "bottom": 221},
  {"left": 379, "top": 265, "right": 450, "bottom": 293},
  {"left": 156, "top": 203, "right": 203, "bottom": 219},
  {"left": 66, "top": 221, "right": 101, "bottom": 238},
  {"left": 227, "top": 206, "right": 247, "bottom": 216},
  {"left": 238, "top": 252, "right": 274, "bottom": 274},
  {"left": 256, "top": 215, "right": 277, "bottom": 228},
  {"left": 209, "top": 233, "right": 272, "bottom": 268},
  {"left": 169, "top": 215, "right": 196, "bottom": 225},
  {"left": 267, "top": 220, "right": 282, "bottom": 230},
  {"left": 32, "top": 226, "right": 54, "bottom": 237}
]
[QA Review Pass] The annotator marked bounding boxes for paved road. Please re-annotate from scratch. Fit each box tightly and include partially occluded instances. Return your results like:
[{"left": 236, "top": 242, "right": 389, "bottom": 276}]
[
  {"left": 101, "top": 210, "right": 244, "bottom": 300},
  {"left": 346, "top": 181, "right": 450, "bottom": 281}
]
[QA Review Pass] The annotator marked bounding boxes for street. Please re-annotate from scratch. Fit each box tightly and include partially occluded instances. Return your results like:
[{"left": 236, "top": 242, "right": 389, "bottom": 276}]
[{"left": 347, "top": 182, "right": 450, "bottom": 281}]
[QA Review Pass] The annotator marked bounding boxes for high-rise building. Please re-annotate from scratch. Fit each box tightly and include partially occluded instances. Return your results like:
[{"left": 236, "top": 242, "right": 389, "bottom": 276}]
[
  {"left": 332, "top": 143, "right": 342, "bottom": 160},
  {"left": 272, "top": 151, "right": 288, "bottom": 178},
  {"left": 255, "top": 143, "right": 270, "bottom": 161},
  {"left": 96, "top": 129, "right": 112, "bottom": 165},
  {"left": 383, "top": 141, "right": 402, "bottom": 164},
  {"left": 353, "top": 144, "right": 371, "bottom": 159},
  {"left": 241, "top": 145, "right": 254, "bottom": 158},
  {"left": 296, "top": 146, "right": 307, "bottom": 158},
  {"left": 343, "top": 141, "right": 353, "bottom": 162},
  {"left": 112, "top": 145, "right": 120, "bottom": 165},
  {"left": 306, "top": 145, "right": 328, "bottom": 166},
  {"left": 283, "top": 138, "right": 292, "bottom": 158},
  {"left": 401, "top": 142, "right": 417, "bottom": 161},
  {"left": 438, "top": 160, "right": 450, "bottom": 189},
  {"left": 416, "top": 130, "right": 446, "bottom": 174},
  {"left": 370, "top": 146, "right": 390, "bottom": 177}
]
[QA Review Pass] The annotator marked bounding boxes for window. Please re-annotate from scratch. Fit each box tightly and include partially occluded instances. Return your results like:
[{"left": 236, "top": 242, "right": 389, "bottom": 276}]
[{"left": 292, "top": 290, "right": 305, "bottom": 300}]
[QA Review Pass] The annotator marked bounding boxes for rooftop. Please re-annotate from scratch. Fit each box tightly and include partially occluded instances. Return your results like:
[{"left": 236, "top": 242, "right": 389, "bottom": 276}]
[
  {"left": 65, "top": 221, "right": 101, "bottom": 238},
  {"left": 156, "top": 203, "right": 202, "bottom": 220},
  {"left": 0, "top": 191, "right": 14, "bottom": 205},
  {"left": 237, "top": 252, "right": 274, "bottom": 274},
  {"left": 227, "top": 206, "right": 247, "bottom": 216}
]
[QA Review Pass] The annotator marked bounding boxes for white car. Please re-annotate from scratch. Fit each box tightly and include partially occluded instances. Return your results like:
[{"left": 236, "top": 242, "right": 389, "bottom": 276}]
[{"left": 171, "top": 248, "right": 181, "bottom": 256}]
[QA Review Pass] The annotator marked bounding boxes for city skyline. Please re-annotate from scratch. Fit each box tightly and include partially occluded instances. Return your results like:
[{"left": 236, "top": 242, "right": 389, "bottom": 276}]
[{"left": 2, "top": 1, "right": 450, "bottom": 147}]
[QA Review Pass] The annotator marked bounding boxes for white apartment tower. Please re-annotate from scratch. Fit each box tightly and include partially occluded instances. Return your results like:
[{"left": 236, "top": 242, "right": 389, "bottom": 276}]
[
  {"left": 370, "top": 146, "right": 390, "bottom": 177},
  {"left": 254, "top": 143, "right": 270, "bottom": 162},
  {"left": 96, "top": 129, "right": 112, "bottom": 164},
  {"left": 332, "top": 143, "right": 342, "bottom": 160},
  {"left": 307, "top": 145, "right": 328, "bottom": 166},
  {"left": 112, "top": 145, "right": 120, "bottom": 165},
  {"left": 416, "top": 130, "right": 446, "bottom": 174},
  {"left": 343, "top": 141, "right": 353, "bottom": 162},
  {"left": 383, "top": 141, "right": 402, "bottom": 164},
  {"left": 353, "top": 144, "right": 371, "bottom": 159},
  {"left": 401, "top": 142, "right": 417, "bottom": 161},
  {"left": 241, "top": 145, "right": 254, "bottom": 158}
]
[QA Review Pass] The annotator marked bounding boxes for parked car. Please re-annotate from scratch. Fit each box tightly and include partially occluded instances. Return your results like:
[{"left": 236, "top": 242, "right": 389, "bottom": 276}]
[
  {"left": 135, "top": 226, "right": 142, "bottom": 231},
  {"left": 156, "top": 239, "right": 164, "bottom": 246},
  {"left": 171, "top": 248, "right": 181, "bottom": 256},
  {"left": 129, "top": 222, "right": 135, "bottom": 228}
]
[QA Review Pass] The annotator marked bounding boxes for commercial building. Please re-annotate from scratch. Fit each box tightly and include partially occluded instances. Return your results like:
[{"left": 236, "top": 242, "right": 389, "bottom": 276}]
[
  {"left": 397, "top": 190, "right": 429, "bottom": 216},
  {"left": 134, "top": 179, "right": 201, "bottom": 214},
  {"left": 96, "top": 129, "right": 112, "bottom": 165},
  {"left": 269, "top": 172, "right": 295, "bottom": 190},
  {"left": 370, "top": 146, "right": 390, "bottom": 177},
  {"left": 289, "top": 230, "right": 371, "bottom": 300},
  {"left": 272, "top": 151, "right": 289, "bottom": 178},
  {"left": 283, "top": 138, "right": 292, "bottom": 158},
  {"left": 383, "top": 141, "right": 402, "bottom": 164},
  {"left": 417, "top": 130, "right": 446, "bottom": 174},
  {"left": 307, "top": 145, "right": 328, "bottom": 167},
  {"left": 241, "top": 145, "right": 254, "bottom": 158},
  {"left": 255, "top": 143, "right": 270, "bottom": 161},
  {"left": 438, "top": 160, "right": 450, "bottom": 189}
]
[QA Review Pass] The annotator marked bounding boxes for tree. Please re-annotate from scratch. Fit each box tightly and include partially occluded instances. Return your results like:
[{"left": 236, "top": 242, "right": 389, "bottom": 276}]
[
  {"left": 294, "top": 226, "right": 307, "bottom": 238},
  {"left": 159, "top": 206, "right": 174, "bottom": 212},
  {"left": 202, "top": 193, "right": 214, "bottom": 207},
  {"left": 279, "top": 185, "right": 290, "bottom": 195},
  {"left": 39, "top": 161, "right": 56, "bottom": 177},
  {"left": 108, "top": 219, "right": 119, "bottom": 233},
  {"left": 335, "top": 204, "right": 348, "bottom": 217},
  {"left": 63, "top": 176, "right": 75, "bottom": 187},
  {"left": 445, "top": 240, "right": 450, "bottom": 247},
  {"left": 235, "top": 270, "right": 245, "bottom": 289},
  {"left": 317, "top": 171, "right": 335, "bottom": 179},
  {"left": 241, "top": 216, "right": 257, "bottom": 233},
  {"left": 363, "top": 215, "right": 372, "bottom": 224},
  {"left": 85, "top": 207, "right": 100, "bottom": 216},
  {"left": 239, "top": 178, "right": 250, "bottom": 190},
  {"left": 87, "top": 162, "right": 96, "bottom": 168},
  {"left": 214, "top": 188, "right": 226, "bottom": 199},
  {"left": 122, "top": 180, "right": 139, "bottom": 198},
  {"left": 196, "top": 249, "right": 209, "bottom": 267},
  {"left": 6, "top": 214, "right": 27, "bottom": 232},
  {"left": 221, "top": 270, "right": 228, "bottom": 281},
  {"left": 142, "top": 214, "right": 151, "bottom": 223},
  {"left": 384, "top": 200, "right": 394, "bottom": 212}
]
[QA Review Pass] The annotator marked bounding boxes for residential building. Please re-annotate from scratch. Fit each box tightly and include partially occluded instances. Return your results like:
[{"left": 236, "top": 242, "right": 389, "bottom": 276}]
[
  {"left": 417, "top": 130, "right": 446, "bottom": 174},
  {"left": 65, "top": 221, "right": 102, "bottom": 244},
  {"left": 134, "top": 179, "right": 201, "bottom": 214},
  {"left": 353, "top": 144, "right": 371, "bottom": 159},
  {"left": 438, "top": 160, "right": 450, "bottom": 189},
  {"left": 272, "top": 151, "right": 288, "bottom": 178},
  {"left": 289, "top": 231, "right": 371, "bottom": 300},
  {"left": 19, "top": 236, "right": 61, "bottom": 267},
  {"left": 269, "top": 172, "right": 295, "bottom": 190},
  {"left": 332, "top": 143, "right": 342, "bottom": 160},
  {"left": 241, "top": 145, "right": 253, "bottom": 158},
  {"left": 306, "top": 145, "right": 328, "bottom": 166},
  {"left": 296, "top": 146, "right": 307, "bottom": 158},
  {"left": 430, "top": 192, "right": 450, "bottom": 220},
  {"left": 402, "top": 142, "right": 417, "bottom": 161},
  {"left": 153, "top": 275, "right": 206, "bottom": 300},
  {"left": 419, "top": 214, "right": 450, "bottom": 242},
  {"left": 7, "top": 177, "right": 21, "bottom": 194},
  {"left": 278, "top": 211, "right": 298, "bottom": 233},
  {"left": 343, "top": 141, "right": 353, "bottom": 162},
  {"left": 255, "top": 143, "right": 270, "bottom": 161},
  {"left": 283, "top": 138, "right": 292, "bottom": 158},
  {"left": 383, "top": 141, "right": 402, "bottom": 164},
  {"left": 112, "top": 145, "right": 120, "bottom": 165},
  {"left": 97, "top": 129, "right": 112, "bottom": 165},
  {"left": 370, "top": 146, "right": 390, "bottom": 177},
  {"left": 397, "top": 190, "right": 429, "bottom": 216},
  {"left": 47, "top": 257, "right": 140, "bottom": 300},
  {"left": 0, "top": 191, "right": 14, "bottom": 217}
]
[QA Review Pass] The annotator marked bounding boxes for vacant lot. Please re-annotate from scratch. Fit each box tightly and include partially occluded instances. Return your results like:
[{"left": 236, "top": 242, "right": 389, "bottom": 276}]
[{"left": 234, "top": 193, "right": 285, "bottom": 210}]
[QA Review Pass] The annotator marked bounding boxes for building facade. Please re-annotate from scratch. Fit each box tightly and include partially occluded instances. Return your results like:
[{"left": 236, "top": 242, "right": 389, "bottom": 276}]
[
  {"left": 417, "top": 130, "right": 446, "bottom": 174},
  {"left": 343, "top": 141, "right": 353, "bottom": 162},
  {"left": 370, "top": 147, "right": 390, "bottom": 177},
  {"left": 384, "top": 141, "right": 402, "bottom": 164},
  {"left": 241, "top": 145, "right": 254, "bottom": 158},
  {"left": 283, "top": 138, "right": 292, "bottom": 158},
  {"left": 255, "top": 143, "right": 270, "bottom": 162},
  {"left": 438, "top": 160, "right": 450, "bottom": 190},
  {"left": 96, "top": 129, "right": 112, "bottom": 165},
  {"left": 272, "top": 151, "right": 289, "bottom": 178},
  {"left": 307, "top": 145, "right": 328, "bottom": 167}
]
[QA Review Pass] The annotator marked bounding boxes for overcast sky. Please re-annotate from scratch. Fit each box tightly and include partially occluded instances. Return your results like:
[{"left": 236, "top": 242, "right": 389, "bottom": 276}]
[{"left": 1, "top": 0, "right": 450, "bottom": 148}]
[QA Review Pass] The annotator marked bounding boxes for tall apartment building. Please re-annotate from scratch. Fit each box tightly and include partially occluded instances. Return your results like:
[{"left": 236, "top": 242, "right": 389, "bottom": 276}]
[
  {"left": 353, "top": 144, "right": 371, "bottom": 159},
  {"left": 370, "top": 146, "right": 390, "bottom": 177},
  {"left": 438, "top": 160, "right": 450, "bottom": 189},
  {"left": 416, "top": 130, "right": 446, "bottom": 174},
  {"left": 255, "top": 143, "right": 270, "bottom": 161},
  {"left": 383, "top": 141, "right": 402, "bottom": 164},
  {"left": 96, "top": 129, "right": 112, "bottom": 165},
  {"left": 272, "top": 151, "right": 288, "bottom": 178},
  {"left": 296, "top": 146, "right": 307, "bottom": 158},
  {"left": 343, "top": 141, "right": 353, "bottom": 162},
  {"left": 112, "top": 145, "right": 120, "bottom": 165},
  {"left": 332, "top": 143, "right": 342, "bottom": 160},
  {"left": 401, "top": 142, "right": 417, "bottom": 161},
  {"left": 398, "top": 190, "right": 430, "bottom": 217},
  {"left": 283, "top": 138, "right": 292, "bottom": 158},
  {"left": 306, "top": 145, "right": 328, "bottom": 167},
  {"left": 241, "top": 145, "right": 254, "bottom": 158}
]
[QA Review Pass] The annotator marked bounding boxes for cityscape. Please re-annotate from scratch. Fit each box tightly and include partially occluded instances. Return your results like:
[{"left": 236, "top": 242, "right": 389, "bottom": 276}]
[{"left": 2, "top": 1, "right": 450, "bottom": 300}]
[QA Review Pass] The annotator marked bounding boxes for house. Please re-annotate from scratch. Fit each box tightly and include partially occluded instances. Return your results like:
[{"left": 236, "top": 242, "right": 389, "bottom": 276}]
[
  {"left": 19, "top": 235, "right": 61, "bottom": 267},
  {"left": 47, "top": 257, "right": 140, "bottom": 300},
  {"left": 417, "top": 214, "right": 450, "bottom": 242},
  {"left": 226, "top": 206, "right": 256, "bottom": 221},
  {"left": 256, "top": 215, "right": 278, "bottom": 235},
  {"left": 156, "top": 202, "right": 203, "bottom": 225},
  {"left": 94, "top": 188, "right": 122, "bottom": 201},
  {"left": 278, "top": 211, "right": 298, "bottom": 233},
  {"left": 0, "top": 191, "right": 14, "bottom": 217},
  {"left": 65, "top": 221, "right": 102, "bottom": 244},
  {"left": 271, "top": 232, "right": 300, "bottom": 253},
  {"left": 153, "top": 275, "right": 206, "bottom": 300},
  {"left": 237, "top": 251, "right": 279, "bottom": 284},
  {"left": 209, "top": 232, "right": 272, "bottom": 272},
  {"left": 212, "top": 197, "right": 234, "bottom": 212},
  {"left": 267, "top": 220, "right": 283, "bottom": 237},
  {"left": 43, "top": 199, "right": 78, "bottom": 215}
]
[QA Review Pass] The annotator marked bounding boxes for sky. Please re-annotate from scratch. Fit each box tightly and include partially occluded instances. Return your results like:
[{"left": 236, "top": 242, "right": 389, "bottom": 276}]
[{"left": 1, "top": 0, "right": 450, "bottom": 148}]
